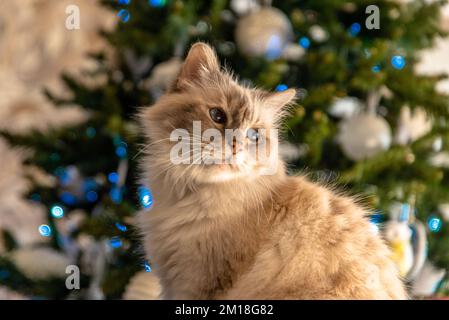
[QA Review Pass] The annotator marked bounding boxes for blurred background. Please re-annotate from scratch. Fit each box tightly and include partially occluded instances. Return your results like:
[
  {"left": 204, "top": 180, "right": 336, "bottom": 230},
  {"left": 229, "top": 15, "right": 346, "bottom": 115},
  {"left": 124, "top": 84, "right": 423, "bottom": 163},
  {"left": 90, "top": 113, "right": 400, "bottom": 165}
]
[{"left": 1, "top": 0, "right": 449, "bottom": 299}]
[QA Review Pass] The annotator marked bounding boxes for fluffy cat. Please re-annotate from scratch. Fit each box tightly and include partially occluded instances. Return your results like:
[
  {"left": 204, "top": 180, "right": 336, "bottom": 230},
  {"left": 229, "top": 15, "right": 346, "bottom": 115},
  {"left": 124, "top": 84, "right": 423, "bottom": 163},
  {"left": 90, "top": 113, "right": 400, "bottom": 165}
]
[{"left": 137, "top": 42, "right": 407, "bottom": 299}]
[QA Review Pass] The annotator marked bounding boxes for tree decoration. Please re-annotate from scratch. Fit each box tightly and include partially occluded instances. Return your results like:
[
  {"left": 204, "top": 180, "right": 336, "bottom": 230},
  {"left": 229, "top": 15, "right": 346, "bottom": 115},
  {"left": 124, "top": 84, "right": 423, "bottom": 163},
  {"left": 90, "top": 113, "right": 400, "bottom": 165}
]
[
  {"left": 235, "top": 7, "right": 293, "bottom": 59},
  {"left": 338, "top": 113, "right": 392, "bottom": 161}
]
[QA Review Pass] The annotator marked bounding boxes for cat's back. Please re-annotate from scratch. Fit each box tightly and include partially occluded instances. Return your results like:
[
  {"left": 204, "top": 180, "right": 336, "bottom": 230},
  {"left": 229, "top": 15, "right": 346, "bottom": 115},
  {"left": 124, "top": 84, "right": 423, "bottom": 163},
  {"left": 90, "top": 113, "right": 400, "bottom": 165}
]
[{"left": 224, "top": 176, "right": 407, "bottom": 299}]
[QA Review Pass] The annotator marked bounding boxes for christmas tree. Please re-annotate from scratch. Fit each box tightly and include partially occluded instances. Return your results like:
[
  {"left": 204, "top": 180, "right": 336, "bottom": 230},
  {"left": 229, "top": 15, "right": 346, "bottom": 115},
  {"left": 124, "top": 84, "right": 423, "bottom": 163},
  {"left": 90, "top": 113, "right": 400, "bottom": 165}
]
[{"left": 1, "top": 0, "right": 449, "bottom": 299}]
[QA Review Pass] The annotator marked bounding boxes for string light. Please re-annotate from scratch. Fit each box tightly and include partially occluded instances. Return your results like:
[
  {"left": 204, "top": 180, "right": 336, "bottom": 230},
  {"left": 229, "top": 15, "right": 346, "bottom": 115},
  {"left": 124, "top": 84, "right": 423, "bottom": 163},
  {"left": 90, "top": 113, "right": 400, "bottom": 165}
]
[
  {"left": 299, "top": 37, "right": 310, "bottom": 49},
  {"left": 275, "top": 84, "right": 288, "bottom": 92},
  {"left": 86, "top": 190, "right": 98, "bottom": 203},
  {"left": 115, "top": 222, "right": 127, "bottom": 232},
  {"left": 108, "top": 172, "right": 119, "bottom": 184},
  {"left": 117, "top": 9, "right": 130, "bottom": 23},
  {"left": 110, "top": 187, "right": 123, "bottom": 204},
  {"left": 51, "top": 205, "right": 64, "bottom": 219},
  {"left": 118, "top": 0, "right": 131, "bottom": 4},
  {"left": 110, "top": 237, "right": 122, "bottom": 248},
  {"left": 60, "top": 192, "right": 77, "bottom": 206},
  {"left": 138, "top": 186, "right": 153, "bottom": 209},
  {"left": 144, "top": 261, "right": 152, "bottom": 272},
  {"left": 349, "top": 23, "right": 361, "bottom": 36},
  {"left": 428, "top": 215, "right": 442, "bottom": 233},
  {"left": 391, "top": 55, "right": 406, "bottom": 70},
  {"left": 149, "top": 0, "right": 166, "bottom": 8},
  {"left": 38, "top": 224, "right": 52, "bottom": 237}
]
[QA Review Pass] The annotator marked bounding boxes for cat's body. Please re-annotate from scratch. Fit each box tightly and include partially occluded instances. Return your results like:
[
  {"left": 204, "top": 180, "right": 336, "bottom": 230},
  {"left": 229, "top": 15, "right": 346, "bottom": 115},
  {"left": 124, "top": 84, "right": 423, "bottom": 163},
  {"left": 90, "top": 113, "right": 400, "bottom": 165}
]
[{"left": 138, "top": 43, "right": 407, "bottom": 299}]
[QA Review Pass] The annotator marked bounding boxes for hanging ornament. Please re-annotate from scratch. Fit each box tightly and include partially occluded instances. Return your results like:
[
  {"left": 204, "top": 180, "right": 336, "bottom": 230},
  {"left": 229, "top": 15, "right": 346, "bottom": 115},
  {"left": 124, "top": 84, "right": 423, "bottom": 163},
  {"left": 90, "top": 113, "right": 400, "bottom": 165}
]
[
  {"left": 230, "top": 0, "right": 260, "bottom": 16},
  {"left": 411, "top": 262, "right": 446, "bottom": 297},
  {"left": 235, "top": 7, "right": 293, "bottom": 60},
  {"left": 337, "top": 113, "right": 392, "bottom": 161},
  {"left": 384, "top": 221, "right": 414, "bottom": 277},
  {"left": 395, "top": 106, "right": 432, "bottom": 145},
  {"left": 122, "top": 271, "right": 162, "bottom": 300},
  {"left": 328, "top": 97, "right": 361, "bottom": 119}
]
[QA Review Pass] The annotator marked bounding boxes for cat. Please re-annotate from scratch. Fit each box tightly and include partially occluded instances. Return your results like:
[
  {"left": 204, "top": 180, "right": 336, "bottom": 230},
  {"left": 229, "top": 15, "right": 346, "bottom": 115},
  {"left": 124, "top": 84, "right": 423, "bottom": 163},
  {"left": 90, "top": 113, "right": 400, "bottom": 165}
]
[{"left": 137, "top": 42, "right": 407, "bottom": 299}]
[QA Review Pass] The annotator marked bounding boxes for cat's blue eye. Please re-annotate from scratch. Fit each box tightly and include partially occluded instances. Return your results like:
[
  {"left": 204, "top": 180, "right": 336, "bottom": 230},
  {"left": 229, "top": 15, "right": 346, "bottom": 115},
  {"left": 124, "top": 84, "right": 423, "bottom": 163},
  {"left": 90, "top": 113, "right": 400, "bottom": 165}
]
[{"left": 247, "top": 128, "right": 259, "bottom": 142}]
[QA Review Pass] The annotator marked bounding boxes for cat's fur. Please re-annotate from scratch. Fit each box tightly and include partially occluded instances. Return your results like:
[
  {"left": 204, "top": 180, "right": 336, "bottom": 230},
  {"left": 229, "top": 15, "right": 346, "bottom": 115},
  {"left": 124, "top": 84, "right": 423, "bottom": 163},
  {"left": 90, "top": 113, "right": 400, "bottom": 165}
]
[{"left": 137, "top": 43, "right": 407, "bottom": 299}]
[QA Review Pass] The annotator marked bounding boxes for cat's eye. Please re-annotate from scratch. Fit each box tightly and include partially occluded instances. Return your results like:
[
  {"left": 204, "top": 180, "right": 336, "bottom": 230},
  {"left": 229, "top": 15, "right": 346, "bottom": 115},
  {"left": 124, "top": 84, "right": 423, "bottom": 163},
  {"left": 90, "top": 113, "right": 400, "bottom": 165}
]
[
  {"left": 209, "top": 108, "right": 226, "bottom": 124},
  {"left": 247, "top": 128, "right": 259, "bottom": 142}
]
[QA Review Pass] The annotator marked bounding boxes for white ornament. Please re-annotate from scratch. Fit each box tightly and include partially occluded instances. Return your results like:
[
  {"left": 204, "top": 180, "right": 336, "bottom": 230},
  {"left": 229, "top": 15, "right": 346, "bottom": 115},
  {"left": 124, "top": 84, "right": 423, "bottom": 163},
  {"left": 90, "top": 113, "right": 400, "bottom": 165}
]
[
  {"left": 230, "top": 0, "right": 260, "bottom": 16},
  {"left": 429, "top": 151, "right": 449, "bottom": 168},
  {"left": 9, "top": 247, "right": 72, "bottom": 280},
  {"left": 395, "top": 106, "right": 432, "bottom": 145},
  {"left": 384, "top": 221, "right": 414, "bottom": 277},
  {"left": 411, "top": 262, "right": 446, "bottom": 297},
  {"left": 328, "top": 97, "right": 361, "bottom": 119},
  {"left": 123, "top": 271, "right": 162, "bottom": 300},
  {"left": 235, "top": 7, "right": 293, "bottom": 59},
  {"left": 338, "top": 113, "right": 392, "bottom": 160},
  {"left": 281, "top": 43, "right": 305, "bottom": 61},
  {"left": 309, "top": 25, "right": 328, "bottom": 42},
  {"left": 279, "top": 142, "right": 308, "bottom": 162}
]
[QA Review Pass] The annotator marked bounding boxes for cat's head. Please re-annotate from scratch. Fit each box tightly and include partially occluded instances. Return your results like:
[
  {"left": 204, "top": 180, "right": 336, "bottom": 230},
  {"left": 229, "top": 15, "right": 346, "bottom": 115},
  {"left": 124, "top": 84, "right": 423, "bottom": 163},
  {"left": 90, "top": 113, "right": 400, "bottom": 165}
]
[{"left": 140, "top": 43, "right": 295, "bottom": 186}]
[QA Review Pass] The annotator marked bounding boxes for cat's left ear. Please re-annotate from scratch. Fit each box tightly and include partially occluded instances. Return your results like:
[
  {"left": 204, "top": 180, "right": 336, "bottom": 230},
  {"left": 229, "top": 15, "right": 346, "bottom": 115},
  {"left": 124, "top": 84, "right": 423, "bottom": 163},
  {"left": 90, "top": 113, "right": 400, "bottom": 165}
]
[
  {"left": 264, "top": 89, "right": 297, "bottom": 112},
  {"left": 170, "top": 42, "right": 220, "bottom": 91}
]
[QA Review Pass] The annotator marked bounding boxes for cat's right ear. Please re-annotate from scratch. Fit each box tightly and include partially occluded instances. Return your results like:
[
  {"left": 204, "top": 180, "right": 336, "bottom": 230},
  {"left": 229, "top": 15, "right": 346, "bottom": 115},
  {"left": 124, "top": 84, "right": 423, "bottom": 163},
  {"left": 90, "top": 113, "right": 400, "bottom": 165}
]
[{"left": 170, "top": 42, "right": 220, "bottom": 92}]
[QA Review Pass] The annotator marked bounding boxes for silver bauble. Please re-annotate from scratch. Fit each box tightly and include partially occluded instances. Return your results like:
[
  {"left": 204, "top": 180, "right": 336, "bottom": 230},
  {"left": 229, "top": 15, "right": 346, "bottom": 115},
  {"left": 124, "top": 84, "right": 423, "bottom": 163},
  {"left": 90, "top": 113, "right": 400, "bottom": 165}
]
[
  {"left": 338, "top": 113, "right": 392, "bottom": 161},
  {"left": 235, "top": 7, "right": 293, "bottom": 59}
]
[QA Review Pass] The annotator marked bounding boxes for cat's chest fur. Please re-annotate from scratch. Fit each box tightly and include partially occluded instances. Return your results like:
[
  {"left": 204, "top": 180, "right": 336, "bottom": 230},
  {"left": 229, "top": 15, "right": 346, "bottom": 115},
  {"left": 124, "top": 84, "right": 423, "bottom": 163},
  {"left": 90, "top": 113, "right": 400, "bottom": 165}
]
[{"left": 140, "top": 186, "right": 271, "bottom": 299}]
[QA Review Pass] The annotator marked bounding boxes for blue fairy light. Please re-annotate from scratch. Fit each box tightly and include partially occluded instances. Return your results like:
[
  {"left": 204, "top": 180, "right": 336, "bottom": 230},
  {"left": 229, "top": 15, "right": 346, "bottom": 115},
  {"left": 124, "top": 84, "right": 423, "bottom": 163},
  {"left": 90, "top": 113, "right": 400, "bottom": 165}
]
[
  {"left": 118, "top": 0, "right": 131, "bottom": 4},
  {"left": 138, "top": 186, "right": 153, "bottom": 209},
  {"left": 86, "top": 190, "right": 98, "bottom": 203},
  {"left": 391, "top": 55, "right": 406, "bottom": 70},
  {"left": 299, "top": 37, "right": 310, "bottom": 49},
  {"left": 83, "top": 178, "right": 98, "bottom": 192},
  {"left": 110, "top": 187, "right": 123, "bottom": 204},
  {"left": 275, "top": 84, "right": 288, "bottom": 92},
  {"left": 117, "top": 9, "right": 130, "bottom": 23},
  {"left": 349, "top": 23, "right": 361, "bottom": 36},
  {"left": 115, "top": 222, "right": 127, "bottom": 232},
  {"left": 428, "top": 215, "right": 442, "bottom": 233},
  {"left": 108, "top": 172, "right": 119, "bottom": 184},
  {"left": 143, "top": 261, "right": 152, "bottom": 272},
  {"left": 51, "top": 205, "right": 64, "bottom": 218},
  {"left": 60, "top": 192, "right": 77, "bottom": 206},
  {"left": 149, "top": 0, "right": 166, "bottom": 8},
  {"left": 110, "top": 237, "right": 122, "bottom": 248},
  {"left": 86, "top": 127, "right": 96, "bottom": 138},
  {"left": 116, "top": 146, "right": 128, "bottom": 158},
  {"left": 265, "top": 34, "right": 283, "bottom": 60},
  {"left": 372, "top": 64, "right": 381, "bottom": 73},
  {"left": 38, "top": 224, "right": 52, "bottom": 237}
]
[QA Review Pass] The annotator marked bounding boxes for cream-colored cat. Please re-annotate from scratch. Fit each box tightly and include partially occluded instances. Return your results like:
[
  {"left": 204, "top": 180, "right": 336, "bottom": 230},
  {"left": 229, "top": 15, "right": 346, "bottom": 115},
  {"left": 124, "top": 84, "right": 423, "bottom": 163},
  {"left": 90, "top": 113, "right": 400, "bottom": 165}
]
[{"left": 137, "top": 43, "right": 407, "bottom": 299}]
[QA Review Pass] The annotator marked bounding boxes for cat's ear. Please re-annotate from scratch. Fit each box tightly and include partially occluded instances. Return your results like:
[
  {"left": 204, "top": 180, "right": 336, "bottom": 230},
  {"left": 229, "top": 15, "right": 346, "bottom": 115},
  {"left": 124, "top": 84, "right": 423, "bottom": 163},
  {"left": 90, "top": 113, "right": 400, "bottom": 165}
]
[
  {"left": 171, "top": 42, "right": 220, "bottom": 91},
  {"left": 264, "top": 89, "right": 297, "bottom": 111}
]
